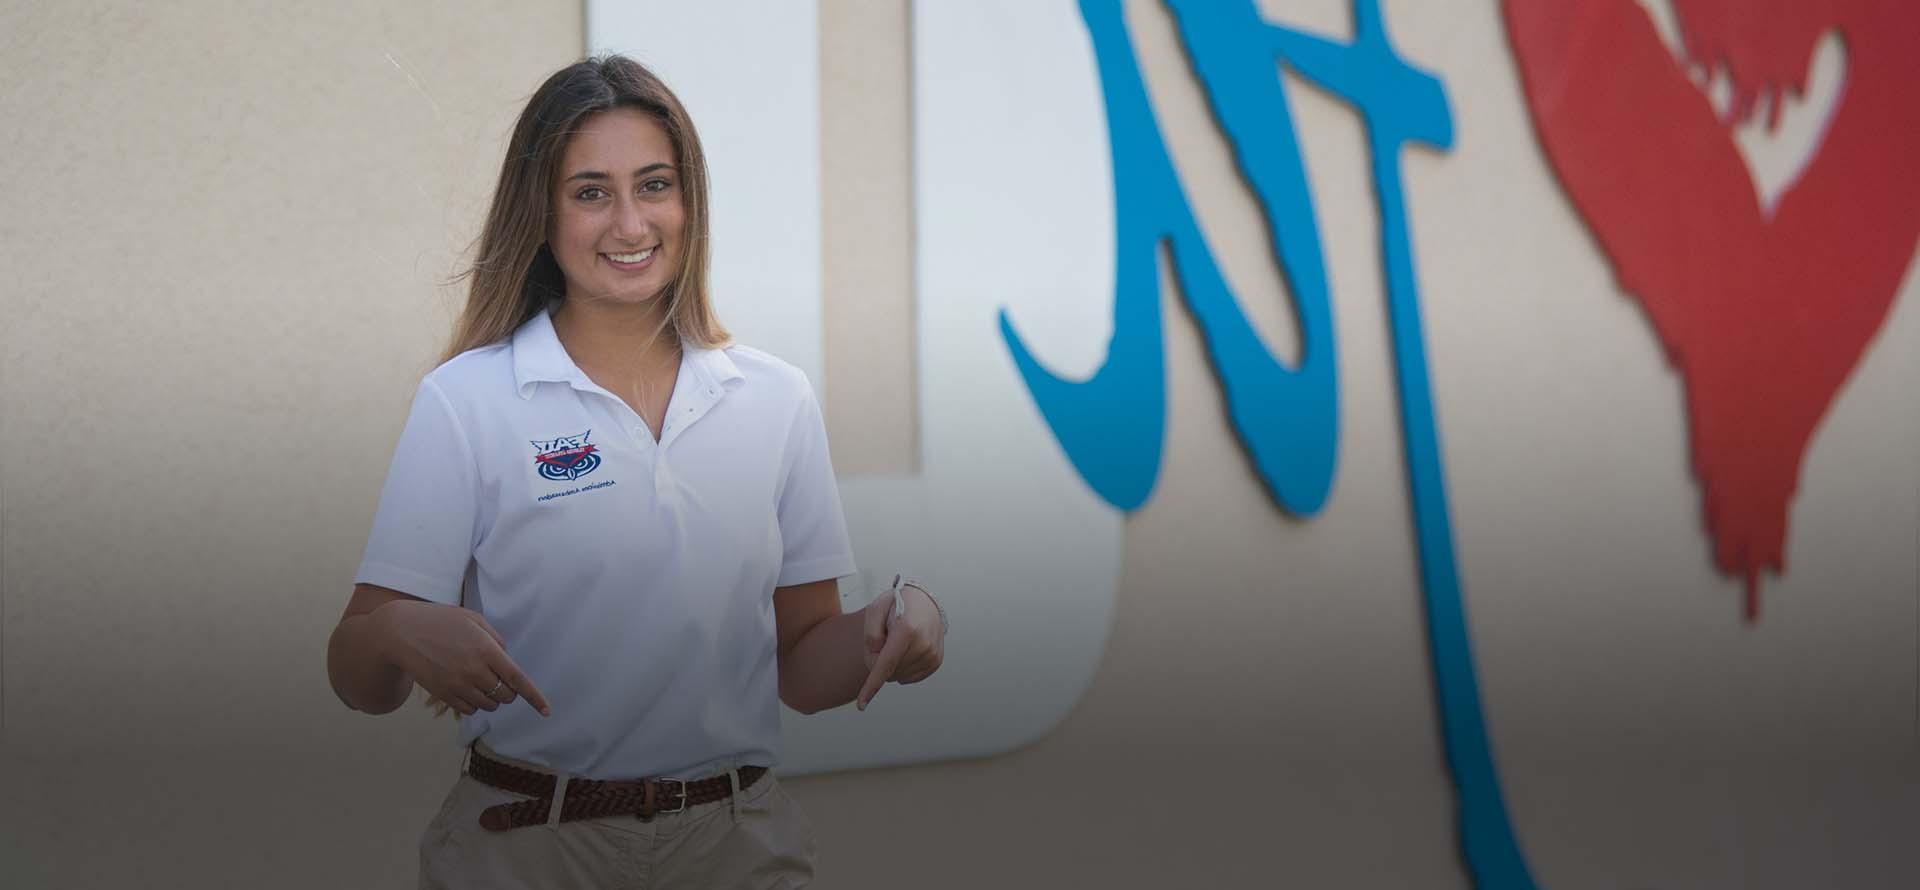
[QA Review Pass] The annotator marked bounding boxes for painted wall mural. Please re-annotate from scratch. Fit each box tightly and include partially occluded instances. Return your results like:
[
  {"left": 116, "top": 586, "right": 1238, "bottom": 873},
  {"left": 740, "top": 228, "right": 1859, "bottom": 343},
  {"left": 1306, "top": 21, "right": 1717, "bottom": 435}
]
[
  {"left": 1504, "top": 0, "right": 1920, "bottom": 619},
  {"left": 1005, "top": 0, "right": 1917, "bottom": 887},
  {"left": 1002, "top": 1, "right": 1536, "bottom": 885}
]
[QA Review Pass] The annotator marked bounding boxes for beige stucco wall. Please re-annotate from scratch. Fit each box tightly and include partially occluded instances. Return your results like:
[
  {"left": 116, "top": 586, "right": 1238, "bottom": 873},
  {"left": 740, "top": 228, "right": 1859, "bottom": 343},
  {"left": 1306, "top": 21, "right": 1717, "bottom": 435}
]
[
  {"left": 3, "top": 1, "right": 1914, "bottom": 888},
  {"left": 821, "top": 0, "right": 915, "bottom": 475},
  {"left": 0, "top": 2, "right": 584, "bottom": 885}
]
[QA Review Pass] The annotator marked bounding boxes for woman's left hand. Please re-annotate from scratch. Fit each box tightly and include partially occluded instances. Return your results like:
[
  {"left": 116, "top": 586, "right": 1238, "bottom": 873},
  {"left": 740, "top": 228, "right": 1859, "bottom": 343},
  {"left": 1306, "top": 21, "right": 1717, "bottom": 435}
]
[{"left": 855, "top": 583, "right": 945, "bottom": 710}]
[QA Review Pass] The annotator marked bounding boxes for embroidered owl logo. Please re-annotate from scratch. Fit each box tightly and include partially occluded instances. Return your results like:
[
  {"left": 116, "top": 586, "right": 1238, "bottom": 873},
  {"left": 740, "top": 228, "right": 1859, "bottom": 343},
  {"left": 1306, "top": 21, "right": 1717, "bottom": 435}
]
[{"left": 531, "top": 430, "right": 601, "bottom": 482}]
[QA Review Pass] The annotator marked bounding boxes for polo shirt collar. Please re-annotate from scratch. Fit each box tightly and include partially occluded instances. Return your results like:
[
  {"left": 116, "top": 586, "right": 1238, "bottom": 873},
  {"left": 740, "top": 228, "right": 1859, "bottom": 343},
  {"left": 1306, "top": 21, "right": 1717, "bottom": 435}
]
[
  {"left": 512, "top": 306, "right": 744, "bottom": 399},
  {"left": 688, "top": 341, "right": 744, "bottom": 391},
  {"left": 512, "top": 308, "right": 583, "bottom": 398}
]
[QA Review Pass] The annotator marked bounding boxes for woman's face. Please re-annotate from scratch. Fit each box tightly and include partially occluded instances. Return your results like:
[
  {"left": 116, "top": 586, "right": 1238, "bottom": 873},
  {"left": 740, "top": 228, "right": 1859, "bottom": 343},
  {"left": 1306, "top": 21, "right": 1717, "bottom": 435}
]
[{"left": 549, "top": 108, "right": 685, "bottom": 310}]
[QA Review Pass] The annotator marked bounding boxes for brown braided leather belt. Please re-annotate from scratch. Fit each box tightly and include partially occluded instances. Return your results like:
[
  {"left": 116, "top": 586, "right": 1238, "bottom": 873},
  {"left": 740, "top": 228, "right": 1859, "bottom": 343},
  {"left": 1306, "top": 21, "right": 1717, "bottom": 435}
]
[{"left": 465, "top": 745, "right": 769, "bottom": 831}]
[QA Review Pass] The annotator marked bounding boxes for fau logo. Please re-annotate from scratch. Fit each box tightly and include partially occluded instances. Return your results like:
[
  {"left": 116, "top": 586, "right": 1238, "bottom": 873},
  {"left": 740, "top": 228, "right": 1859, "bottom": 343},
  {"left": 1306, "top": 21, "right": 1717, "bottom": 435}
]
[{"left": 531, "top": 431, "right": 602, "bottom": 482}]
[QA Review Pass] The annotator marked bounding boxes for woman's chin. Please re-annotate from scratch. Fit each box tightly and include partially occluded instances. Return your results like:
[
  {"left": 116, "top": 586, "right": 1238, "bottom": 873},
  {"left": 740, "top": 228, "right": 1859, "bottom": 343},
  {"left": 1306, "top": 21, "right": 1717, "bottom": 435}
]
[{"left": 575, "top": 285, "right": 668, "bottom": 309}]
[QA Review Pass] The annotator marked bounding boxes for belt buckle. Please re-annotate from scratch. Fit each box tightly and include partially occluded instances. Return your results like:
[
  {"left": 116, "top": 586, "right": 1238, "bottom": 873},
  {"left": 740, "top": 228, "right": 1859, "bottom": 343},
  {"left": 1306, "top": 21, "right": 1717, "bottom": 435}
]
[
  {"left": 637, "top": 777, "right": 689, "bottom": 821},
  {"left": 657, "top": 779, "right": 689, "bottom": 815}
]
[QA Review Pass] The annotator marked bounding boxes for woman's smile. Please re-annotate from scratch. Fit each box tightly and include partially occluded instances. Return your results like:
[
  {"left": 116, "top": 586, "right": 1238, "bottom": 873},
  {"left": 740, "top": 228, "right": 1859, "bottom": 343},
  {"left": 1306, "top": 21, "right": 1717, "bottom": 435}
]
[{"left": 602, "top": 246, "right": 658, "bottom": 271}]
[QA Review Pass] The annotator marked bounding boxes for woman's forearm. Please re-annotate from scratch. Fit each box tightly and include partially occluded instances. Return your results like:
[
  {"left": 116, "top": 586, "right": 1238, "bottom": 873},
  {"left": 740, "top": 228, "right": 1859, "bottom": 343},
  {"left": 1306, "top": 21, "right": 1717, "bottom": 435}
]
[
  {"left": 327, "top": 609, "right": 415, "bottom": 715},
  {"left": 777, "top": 610, "right": 871, "bottom": 714}
]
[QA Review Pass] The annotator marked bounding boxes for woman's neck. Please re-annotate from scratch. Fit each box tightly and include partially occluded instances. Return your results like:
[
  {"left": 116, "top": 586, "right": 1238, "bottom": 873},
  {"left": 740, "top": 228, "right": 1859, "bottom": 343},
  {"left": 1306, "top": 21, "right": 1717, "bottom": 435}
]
[{"left": 549, "top": 297, "right": 681, "bottom": 375}]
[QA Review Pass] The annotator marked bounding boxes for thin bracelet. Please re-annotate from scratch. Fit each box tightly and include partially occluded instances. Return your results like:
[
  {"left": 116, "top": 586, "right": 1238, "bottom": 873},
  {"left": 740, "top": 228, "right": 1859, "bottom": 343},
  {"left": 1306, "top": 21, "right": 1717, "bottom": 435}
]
[{"left": 898, "top": 579, "right": 947, "bottom": 637}]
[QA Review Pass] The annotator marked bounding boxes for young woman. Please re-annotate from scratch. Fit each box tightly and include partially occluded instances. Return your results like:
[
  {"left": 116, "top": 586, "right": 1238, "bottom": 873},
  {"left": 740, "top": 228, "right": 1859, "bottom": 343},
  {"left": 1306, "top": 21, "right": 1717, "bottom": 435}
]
[{"left": 325, "top": 55, "right": 946, "bottom": 889}]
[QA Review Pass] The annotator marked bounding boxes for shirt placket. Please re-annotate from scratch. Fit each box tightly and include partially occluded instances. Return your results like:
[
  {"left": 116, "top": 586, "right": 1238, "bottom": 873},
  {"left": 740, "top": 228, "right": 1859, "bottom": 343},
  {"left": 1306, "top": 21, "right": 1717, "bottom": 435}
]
[
  {"left": 561, "top": 378, "right": 661, "bottom": 502},
  {"left": 654, "top": 372, "right": 723, "bottom": 502}
]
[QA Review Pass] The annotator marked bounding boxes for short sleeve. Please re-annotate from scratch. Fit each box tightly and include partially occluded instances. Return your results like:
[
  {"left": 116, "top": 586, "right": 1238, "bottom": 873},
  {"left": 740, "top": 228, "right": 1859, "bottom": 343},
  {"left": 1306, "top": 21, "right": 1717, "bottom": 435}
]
[
  {"left": 773, "top": 385, "right": 857, "bottom": 587},
  {"left": 353, "top": 379, "right": 480, "bottom": 604}
]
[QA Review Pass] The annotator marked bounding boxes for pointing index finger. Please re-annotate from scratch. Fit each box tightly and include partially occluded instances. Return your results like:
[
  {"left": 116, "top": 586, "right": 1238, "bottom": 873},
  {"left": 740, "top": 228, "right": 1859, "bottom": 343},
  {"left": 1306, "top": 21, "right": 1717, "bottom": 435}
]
[
  {"left": 856, "top": 620, "right": 911, "bottom": 711},
  {"left": 485, "top": 650, "right": 552, "bottom": 716},
  {"left": 864, "top": 590, "right": 894, "bottom": 655}
]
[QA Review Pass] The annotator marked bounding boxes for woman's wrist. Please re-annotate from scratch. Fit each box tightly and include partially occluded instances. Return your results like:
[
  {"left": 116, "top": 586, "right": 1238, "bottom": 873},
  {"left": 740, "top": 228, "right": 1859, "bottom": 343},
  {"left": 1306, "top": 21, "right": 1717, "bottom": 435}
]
[{"left": 899, "top": 580, "right": 947, "bottom": 637}]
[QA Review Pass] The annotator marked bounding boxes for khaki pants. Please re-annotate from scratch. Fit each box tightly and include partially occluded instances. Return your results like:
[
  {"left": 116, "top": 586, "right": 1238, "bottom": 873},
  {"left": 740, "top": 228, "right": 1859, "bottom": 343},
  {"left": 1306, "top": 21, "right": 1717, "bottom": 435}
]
[{"left": 419, "top": 744, "right": 815, "bottom": 889}]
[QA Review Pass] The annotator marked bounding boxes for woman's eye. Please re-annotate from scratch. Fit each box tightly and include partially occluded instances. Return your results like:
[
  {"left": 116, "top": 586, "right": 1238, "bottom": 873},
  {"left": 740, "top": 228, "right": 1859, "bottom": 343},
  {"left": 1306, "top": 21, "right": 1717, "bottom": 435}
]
[
  {"left": 640, "top": 179, "right": 671, "bottom": 194},
  {"left": 576, "top": 187, "right": 607, "bottom": 201}
]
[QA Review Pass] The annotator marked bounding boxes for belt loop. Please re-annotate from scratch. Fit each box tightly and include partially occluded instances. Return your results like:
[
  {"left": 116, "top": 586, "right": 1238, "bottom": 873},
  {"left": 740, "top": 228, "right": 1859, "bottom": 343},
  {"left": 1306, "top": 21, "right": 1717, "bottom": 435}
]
[
  {"left": 546, "top": 770, "right": 570, "bottom": 829},
  {"left": 727, "top": 762, "right": 742, "bottom": 823}
]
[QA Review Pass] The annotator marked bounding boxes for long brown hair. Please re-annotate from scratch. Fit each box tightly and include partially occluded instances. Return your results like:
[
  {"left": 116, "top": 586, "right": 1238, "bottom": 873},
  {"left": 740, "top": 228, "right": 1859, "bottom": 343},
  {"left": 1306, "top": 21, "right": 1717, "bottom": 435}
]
[{"left": 444, "top": 54, "right": 730, "bottom": 363}]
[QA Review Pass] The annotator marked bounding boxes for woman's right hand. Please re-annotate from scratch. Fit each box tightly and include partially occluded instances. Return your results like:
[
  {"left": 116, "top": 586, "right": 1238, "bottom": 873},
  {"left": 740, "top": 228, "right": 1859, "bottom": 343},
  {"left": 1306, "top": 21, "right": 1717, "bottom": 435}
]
[{"left": 373, "top": 600, "right": 552, "bottom": 717}]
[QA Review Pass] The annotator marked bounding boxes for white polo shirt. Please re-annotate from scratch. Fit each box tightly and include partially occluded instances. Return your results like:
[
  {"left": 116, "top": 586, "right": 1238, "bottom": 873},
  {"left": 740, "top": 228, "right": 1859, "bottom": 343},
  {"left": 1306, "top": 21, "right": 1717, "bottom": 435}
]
[{"left": 354, "top": 308, "right": 856, "bottom": 780}]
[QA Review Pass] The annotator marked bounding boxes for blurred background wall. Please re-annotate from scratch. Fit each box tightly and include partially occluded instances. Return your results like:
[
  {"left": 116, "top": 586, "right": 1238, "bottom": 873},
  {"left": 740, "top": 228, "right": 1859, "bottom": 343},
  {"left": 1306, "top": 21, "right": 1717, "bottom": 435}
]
[{"left": 2, "top": 1, "right": 1914, "bottom": 888}]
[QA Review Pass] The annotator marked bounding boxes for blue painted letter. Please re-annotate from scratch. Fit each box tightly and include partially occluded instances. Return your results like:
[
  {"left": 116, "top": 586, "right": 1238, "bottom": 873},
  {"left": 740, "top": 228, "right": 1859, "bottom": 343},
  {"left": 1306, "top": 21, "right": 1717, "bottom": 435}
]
[{"left": 1003, "top": 2, "right": 1540, "bottom": 886}]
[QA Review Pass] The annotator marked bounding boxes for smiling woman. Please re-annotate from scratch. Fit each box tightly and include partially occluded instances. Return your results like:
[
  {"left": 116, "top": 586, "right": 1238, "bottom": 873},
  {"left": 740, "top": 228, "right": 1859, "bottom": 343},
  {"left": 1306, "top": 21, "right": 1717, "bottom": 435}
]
[{"left": 323, "top": 55, "right": 947, "bottom": 889}]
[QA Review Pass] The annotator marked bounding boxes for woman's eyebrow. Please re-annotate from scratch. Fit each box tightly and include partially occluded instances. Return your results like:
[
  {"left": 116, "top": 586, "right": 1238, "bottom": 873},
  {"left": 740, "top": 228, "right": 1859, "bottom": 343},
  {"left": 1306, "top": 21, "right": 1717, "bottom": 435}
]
[{"left": 563, "top": 163, "right": 675, "bottom": 183}]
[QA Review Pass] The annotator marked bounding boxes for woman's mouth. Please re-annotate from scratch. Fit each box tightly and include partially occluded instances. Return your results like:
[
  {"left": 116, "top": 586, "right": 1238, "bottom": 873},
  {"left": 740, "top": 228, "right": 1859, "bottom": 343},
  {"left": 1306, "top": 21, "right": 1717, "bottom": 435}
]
[{"left": 602, "top": 246, "right": 658, "bottom": 270}]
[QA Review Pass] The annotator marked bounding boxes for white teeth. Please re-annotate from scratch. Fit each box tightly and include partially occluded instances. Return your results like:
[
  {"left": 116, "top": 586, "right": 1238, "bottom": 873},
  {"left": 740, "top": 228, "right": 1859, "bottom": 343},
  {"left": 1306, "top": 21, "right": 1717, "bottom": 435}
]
[{"left": 607, "top": 247, "right": 655, "bottom": 263}]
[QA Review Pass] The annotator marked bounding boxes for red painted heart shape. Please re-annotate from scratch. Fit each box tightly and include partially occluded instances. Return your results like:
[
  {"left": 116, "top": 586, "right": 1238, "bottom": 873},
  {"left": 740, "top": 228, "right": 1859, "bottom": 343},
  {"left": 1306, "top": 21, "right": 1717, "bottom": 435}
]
[{"left": 1502, "top": 0, "right": 1920, "bottom": 619}]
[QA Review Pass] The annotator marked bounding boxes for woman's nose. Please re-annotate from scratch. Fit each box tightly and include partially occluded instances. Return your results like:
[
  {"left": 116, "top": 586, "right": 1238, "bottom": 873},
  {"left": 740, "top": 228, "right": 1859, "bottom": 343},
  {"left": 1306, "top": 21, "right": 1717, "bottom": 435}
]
[{"left": 612, "top": 196, "right": 648, "bottom": 240}]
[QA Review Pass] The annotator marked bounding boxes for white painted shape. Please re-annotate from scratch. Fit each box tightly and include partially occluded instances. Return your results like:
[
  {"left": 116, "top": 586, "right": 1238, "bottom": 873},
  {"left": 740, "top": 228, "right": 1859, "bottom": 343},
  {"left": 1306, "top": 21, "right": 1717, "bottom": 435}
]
[
  {"left": 782, "top": 0, "right": 1123, "bottom": 773},
  {"left": 911, "top": 0, "right": 1122, "bottom": 758},
  {"left": 918, "top": 3, "right": 1120, "bottom": 382},
  {"left": 589, "top": 0, "right": 1121, "bottom": 775},
  {"left": 587, "top": 1, "right": 824, "bottom": 388}
]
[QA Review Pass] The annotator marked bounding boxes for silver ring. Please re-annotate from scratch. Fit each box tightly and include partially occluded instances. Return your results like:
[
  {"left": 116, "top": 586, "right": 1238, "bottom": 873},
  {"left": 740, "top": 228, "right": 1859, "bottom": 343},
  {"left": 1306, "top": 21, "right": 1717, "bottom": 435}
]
[{"left": 488, "top": 679, "right": 506, "bottom": 697}]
